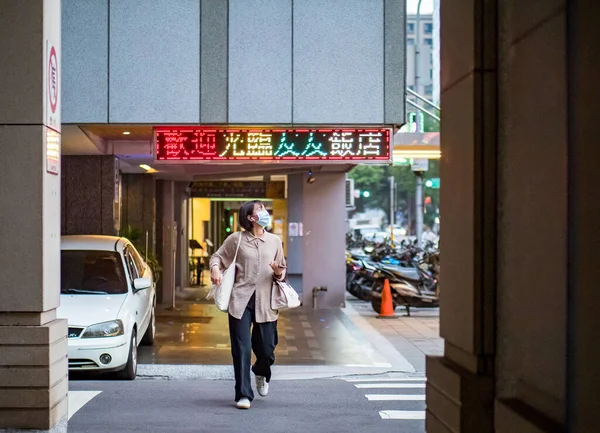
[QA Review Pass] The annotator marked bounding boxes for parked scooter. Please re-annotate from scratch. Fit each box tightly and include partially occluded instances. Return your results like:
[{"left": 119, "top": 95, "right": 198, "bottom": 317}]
[
  {"left": 370, "top": 250, "right": 440, "bottom": 315},
  {"left": 346, "top": 252, "right": 378, "bottom": 301}
]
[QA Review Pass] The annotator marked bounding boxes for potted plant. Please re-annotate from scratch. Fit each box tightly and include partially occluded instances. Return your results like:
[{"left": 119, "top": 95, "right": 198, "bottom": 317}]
[{"left": 120, "top": 225, "right": 162, "bottom": 284}]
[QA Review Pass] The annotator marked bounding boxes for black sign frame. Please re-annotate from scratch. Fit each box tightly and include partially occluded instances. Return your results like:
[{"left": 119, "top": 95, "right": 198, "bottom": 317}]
[{"left": 153, "top": 127, "right": 391, "bottom": 163}]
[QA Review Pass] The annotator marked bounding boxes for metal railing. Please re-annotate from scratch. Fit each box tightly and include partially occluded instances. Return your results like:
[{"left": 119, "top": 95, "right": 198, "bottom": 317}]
[{"left": 406, "top": 88, "right": 440, "bottom": 122}]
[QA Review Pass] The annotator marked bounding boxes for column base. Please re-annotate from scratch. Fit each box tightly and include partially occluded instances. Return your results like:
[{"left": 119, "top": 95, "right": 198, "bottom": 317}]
[
  {"left": 0, "top": 415, "right": 67, "bottom": 433},
  {"left": 425, "top": 355, "right": 494, "bottom": 433},
  {"left": 495, "top": 398, "right": 564, "bottom": 433},
  {"left": 0, "top": 319, "right": 68, "bottom": 431}
]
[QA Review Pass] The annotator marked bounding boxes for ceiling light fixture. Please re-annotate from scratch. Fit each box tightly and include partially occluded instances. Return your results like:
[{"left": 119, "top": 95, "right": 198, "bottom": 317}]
[
  {"left": 123, "top": 131, "right": 131, "bottom": 135},
  {"left": 139, "top": 164, "right": 152, "bottom": 171}
]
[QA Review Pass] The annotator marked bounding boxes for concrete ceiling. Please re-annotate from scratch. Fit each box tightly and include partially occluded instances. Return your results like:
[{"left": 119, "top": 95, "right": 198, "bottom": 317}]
[{"left": 61, "top": 125, "right": 105, "bottom": 155}]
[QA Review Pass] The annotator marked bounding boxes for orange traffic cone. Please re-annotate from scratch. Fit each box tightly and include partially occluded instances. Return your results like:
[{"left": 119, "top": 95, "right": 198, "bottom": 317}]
[{"left": 377, "top": 279, "right": 395, "bottom": 318}]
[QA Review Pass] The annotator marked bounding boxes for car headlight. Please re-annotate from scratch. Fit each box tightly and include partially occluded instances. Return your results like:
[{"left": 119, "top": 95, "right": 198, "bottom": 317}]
[{"left": 81, "top": 320, "right": 124, "bottom": 338}]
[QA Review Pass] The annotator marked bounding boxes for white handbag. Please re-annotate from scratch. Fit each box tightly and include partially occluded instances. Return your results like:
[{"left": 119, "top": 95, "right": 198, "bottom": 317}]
[
  {"left": 271, "top": 278, "right": 302, "bottom": 311},
  {"left": 206, "top": 232, "right": 241, "bottom": 312}
]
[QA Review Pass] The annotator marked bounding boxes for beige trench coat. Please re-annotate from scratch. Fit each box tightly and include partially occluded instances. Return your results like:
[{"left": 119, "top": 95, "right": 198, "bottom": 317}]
[{"left": 209, "top": 231, "right": 286, "bottom": 323}]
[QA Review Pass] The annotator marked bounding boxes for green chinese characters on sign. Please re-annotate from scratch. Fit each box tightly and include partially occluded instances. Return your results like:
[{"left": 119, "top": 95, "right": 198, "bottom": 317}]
[{"left": 273, "top": 132, "right": 327, "bottom": 157}]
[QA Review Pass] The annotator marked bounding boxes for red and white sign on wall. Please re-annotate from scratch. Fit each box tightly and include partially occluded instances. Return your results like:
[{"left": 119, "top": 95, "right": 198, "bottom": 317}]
[
  {"left": 45, "top": 40, "right": 60, "bottom": 132},
  {"left": 44, "top": 38, "right": 60, "bottom": 175}
]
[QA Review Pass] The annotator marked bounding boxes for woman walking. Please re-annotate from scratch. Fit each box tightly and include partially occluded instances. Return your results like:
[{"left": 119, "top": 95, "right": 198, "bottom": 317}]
[{"left": 210, "top": 200, "right": 286, "bottom": 409}]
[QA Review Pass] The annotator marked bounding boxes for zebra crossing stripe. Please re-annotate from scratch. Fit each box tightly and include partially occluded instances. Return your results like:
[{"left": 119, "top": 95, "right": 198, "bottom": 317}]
[
  {"left": 379, "top": 410, "right": 426, "bottom": 420},
  {"left": 365, "top": 394, "right": 426, "bottom": 401},
  {"left": 345, "top": 377, "right": 426, "bottom": 382},
  {"left": 354, "top": 383, "right": 426, "bottom": 389},
  {"left": 69, "top": 391, "right": 102, "bottom": 420}
]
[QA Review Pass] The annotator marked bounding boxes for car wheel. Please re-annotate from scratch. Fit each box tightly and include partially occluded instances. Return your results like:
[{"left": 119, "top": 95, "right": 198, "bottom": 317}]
[
  {"left": 117, "top": 330, "right": 137, "bottom": 381},
  {"left": 141, "top": 307, "right": 156, "bottom": 346}
]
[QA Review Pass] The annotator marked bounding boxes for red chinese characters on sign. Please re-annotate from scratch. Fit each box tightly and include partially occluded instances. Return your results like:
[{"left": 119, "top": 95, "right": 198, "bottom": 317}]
[
  {"left": 160, "top": 130, "right": 218, "bottom": 159},
  {"left": 154, "top": 128, "right": 391, "bottom": 162}
]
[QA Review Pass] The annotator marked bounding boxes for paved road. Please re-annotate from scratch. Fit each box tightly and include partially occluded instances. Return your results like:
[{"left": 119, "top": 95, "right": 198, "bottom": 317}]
[{"left": 68, "top": 375, "right": 426, "bottom": 433}]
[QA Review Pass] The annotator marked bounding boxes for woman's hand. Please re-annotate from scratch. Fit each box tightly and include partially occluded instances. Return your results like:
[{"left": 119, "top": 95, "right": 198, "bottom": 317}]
[
  {"left": 270, "top": 261, "right": 284, "bottom": 278},
  {"left": 210, "top": 266, "right": 223, "bottom": 286}
]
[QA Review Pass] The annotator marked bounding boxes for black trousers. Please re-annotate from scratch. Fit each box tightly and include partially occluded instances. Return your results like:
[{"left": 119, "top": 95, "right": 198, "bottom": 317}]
[{"left": 228, "top": 293, "right": 278, "bottom": 402}]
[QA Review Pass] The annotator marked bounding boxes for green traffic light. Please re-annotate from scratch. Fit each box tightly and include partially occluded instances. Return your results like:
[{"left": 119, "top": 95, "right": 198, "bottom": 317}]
[
  {"left": 425, "top": 180, "right": 433, "bottom": 188},
  {"left": 225, "top": 227, "right": 231, "bottom": 233},
  {"left": 362, "top": 191, "right": 371, "bottom": 198}
]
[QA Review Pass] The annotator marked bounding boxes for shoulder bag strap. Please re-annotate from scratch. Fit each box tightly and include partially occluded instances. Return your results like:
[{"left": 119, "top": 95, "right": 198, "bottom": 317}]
[{"left": 231, "top": 231, "right": 242, "bottom": 264}]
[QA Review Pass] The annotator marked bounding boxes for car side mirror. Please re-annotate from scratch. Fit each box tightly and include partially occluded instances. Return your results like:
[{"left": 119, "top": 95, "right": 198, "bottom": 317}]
[{"left": 133, "top": 277, "right": 152, "bottom": 292}]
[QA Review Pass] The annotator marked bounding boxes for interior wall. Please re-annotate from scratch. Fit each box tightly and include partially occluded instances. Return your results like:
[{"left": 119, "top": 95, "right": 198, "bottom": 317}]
[{"left": 190, "top": 198, "right": 211, "bottom": 252}]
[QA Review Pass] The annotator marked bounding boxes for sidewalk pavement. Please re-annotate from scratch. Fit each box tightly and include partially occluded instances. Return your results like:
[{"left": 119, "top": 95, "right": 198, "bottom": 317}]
[{"left": 344, "top": 296, "right": 443, "bottom": 374}]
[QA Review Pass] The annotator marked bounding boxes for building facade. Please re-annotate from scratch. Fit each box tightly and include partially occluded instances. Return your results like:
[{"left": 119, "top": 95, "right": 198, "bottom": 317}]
[
  {"left": 0, "top": 1, "right": 406, "bottom": 429},
  {"left": 406, "top": 12, "right": 434, "bottom": 101}
]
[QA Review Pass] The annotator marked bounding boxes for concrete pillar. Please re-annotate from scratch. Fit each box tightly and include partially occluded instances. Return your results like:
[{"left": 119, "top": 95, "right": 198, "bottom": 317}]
[
  {"left": 425, "top": 0, "right": 498, "bottom": 431},
  {"left": 286, "top": 174, "right": 304, "bottom": 292},
  {"left": 161, "top": 181, "right": 176, "bottom": 306},
  {"left": 427, "top": 0, "right": 589, "bottom": 432},
  {"left": 0, "top": 0, "right": 68, "bottom": 431},
  {"left": 62, "top": 155, "right": 120, "bottom": 236},
  {"left": 173, "top": 182, "right": 188, "bottom": 291},
  {"left": 566, "top": 1, "right": 600, "bottom": 431},
  {"left": 301, "top": 172, "right": 346, "bottom": 309}
]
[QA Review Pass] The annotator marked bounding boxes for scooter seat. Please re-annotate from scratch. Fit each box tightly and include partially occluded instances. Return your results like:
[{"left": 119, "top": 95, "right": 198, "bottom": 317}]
[{"left": 381, "top": 265, "right": 420, "bottom": 281}]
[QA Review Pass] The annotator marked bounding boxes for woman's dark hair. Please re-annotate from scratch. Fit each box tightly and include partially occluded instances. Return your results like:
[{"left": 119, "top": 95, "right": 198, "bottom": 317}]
[{"left": 238, "top": 200, "right": 263, "bottom": 231}]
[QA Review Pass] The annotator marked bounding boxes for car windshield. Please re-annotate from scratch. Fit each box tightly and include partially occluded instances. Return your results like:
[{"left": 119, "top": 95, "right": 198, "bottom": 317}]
[{"left": 61, "top": 250, "right": 128, "bottom": 295}]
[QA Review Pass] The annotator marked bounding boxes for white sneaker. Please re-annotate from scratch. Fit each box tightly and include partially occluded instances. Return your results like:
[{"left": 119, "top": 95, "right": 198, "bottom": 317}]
[
  {"left": 256, "top": 375, "right": 269, "bottom": 397},
  {"left": 236, "top": 398, "right": 251, "bottom": 409}
]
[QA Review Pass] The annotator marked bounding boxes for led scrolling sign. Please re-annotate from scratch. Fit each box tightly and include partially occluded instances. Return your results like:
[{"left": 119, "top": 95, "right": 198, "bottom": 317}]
[{"left": 154, "top": 127, "right": 391, "bottom": 162}]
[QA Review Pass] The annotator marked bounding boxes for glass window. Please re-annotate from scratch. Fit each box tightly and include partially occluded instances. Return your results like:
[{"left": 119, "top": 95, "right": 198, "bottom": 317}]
[
  {"left": 407, "top": 38, "right": 415, "bottom": 46},
  {"left": 408, "top": 23, "right": 415, "bottom": 33},
  {"left": 129, "top": 245, "right": 146, "bottom": 276},
  {"left": 123, "top": 248, "right": 140, "bottom": 282},
  {"left": 424, "top": 84, "right": 433, "bottom": 95},
  {"left": 424, "top": 38, "right": 433, "bottom": 46},
  {"left": 61, "top": 250, "right": 128, "bottom": 295},
  {"left": 424, "top": 23, "right": 433, "bottom": 33}
]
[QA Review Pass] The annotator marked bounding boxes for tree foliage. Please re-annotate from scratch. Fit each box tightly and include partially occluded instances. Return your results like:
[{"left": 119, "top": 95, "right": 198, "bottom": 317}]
[{"left": 349, "top": 111, "right": 441, "bottom": 228}]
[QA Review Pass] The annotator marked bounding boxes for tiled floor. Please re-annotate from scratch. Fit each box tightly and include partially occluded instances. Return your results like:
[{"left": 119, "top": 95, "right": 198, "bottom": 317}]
[
  {"left": 138, "top": 285, "right": 443, "bottom": 374},
  {"left": 138, "top": 286, "right": 377, "bottom": 367}
]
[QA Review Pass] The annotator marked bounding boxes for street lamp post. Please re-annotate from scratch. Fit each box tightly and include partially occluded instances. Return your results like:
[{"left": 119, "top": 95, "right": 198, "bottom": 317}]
[
  {"left": 389, "top": 176, "right": 396, "bottom": 241},
  {"left": 414, "top": 0, "right": 423, "bottom": 133},
  {"left": 414, "top": 0, "right": 424, "bottom": 248},
  {"left": 415, "top": 172, "right": 424, "bottom": 248}
]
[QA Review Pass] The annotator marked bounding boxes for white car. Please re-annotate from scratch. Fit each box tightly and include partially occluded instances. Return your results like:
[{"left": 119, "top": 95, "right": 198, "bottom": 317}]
[{"left": 57, "top": 235, "right": 156, "bottom": 380}]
